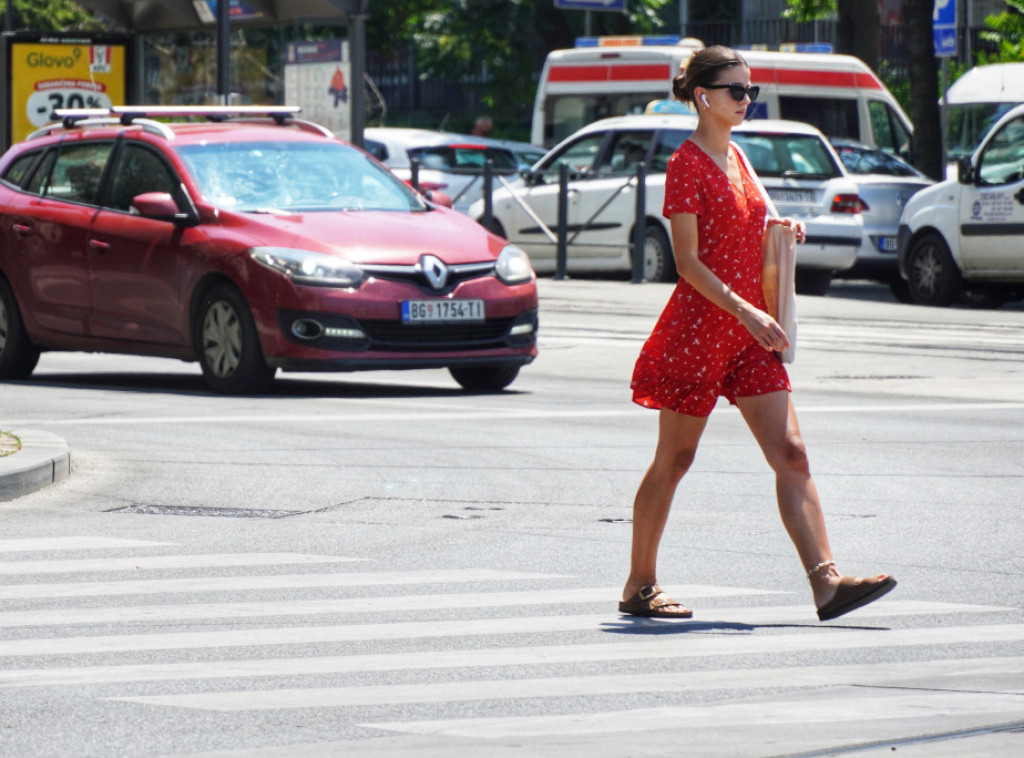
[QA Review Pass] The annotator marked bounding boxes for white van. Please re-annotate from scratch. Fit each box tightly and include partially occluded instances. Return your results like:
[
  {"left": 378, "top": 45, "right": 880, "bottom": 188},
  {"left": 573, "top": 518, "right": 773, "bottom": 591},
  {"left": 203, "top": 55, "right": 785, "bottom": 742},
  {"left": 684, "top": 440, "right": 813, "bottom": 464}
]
[
  {"left": 945, "top": 63, "right": 1024, "bottom": 161},
  {"left": 532, "top": 37, "right": 914, "bottom": 159}
]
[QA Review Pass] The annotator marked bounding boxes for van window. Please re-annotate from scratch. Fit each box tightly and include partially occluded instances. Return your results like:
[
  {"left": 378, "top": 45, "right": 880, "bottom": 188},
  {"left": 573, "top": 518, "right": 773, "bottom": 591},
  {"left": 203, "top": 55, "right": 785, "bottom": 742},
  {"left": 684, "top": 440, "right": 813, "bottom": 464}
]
[
  {"left": 947, "top": 103, "right": 1019, "bottom": 161},
  {"left": 545, "top": 93, "right": 654, "bottom": 147},
  {"left": 779, "top": 96, "right": 859, "bottom": 141},
  {"left": 597, "top": 131, "right": 652, "bottom": 176},
  {"left": 868, "top": 101, "right": 913, "bottom": 160},
  {"left": 977, "top": 114, "right": 1024, "bottom": 186}
]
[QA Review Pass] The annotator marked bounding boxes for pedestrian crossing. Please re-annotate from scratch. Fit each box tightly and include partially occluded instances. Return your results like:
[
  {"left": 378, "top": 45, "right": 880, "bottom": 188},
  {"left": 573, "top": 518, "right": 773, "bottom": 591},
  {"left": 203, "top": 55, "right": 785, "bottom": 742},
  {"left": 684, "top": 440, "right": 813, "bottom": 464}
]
[{"left": 1, "top": 536, "right": 1021, "bottom": 757}]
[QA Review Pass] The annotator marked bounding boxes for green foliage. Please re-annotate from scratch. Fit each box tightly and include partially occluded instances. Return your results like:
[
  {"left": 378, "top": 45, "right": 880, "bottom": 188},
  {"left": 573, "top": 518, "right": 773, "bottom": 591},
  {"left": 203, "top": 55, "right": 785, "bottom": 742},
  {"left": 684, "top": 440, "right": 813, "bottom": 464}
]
[
  {"left": 4, "top": 0, "right": 103, "bottom": 32},
  {"left": 978, "top": 0, "right": 1024, "bottom": 64},
  {"left": 782, "top": 0, "right": 836, "bottom": 23}
]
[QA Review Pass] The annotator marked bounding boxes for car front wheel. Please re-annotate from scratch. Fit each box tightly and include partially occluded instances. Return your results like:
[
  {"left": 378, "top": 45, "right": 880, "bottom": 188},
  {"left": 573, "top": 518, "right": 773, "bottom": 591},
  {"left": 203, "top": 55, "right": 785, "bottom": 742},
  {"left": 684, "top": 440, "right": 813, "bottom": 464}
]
[
  {"left": 449, "top": 364, "right": 520, "bottom": 392},
  {"left": 0, "top": 277, "right": 40, "bottom": 380},
  {"left": 906, "top": 232, "right": 961, "bottom": 307},
  {"left": 195, "top": 283, "right": 275, "bottom": 394},
  {"left": 642, "top": 224, "right": 676, "bottom": 283}
]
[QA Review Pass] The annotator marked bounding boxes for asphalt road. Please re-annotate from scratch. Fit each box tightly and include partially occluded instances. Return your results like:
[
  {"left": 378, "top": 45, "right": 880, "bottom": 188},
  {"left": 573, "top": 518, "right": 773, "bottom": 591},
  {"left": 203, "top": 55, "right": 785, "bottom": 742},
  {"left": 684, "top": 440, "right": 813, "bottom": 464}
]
[{"left": 1, "top": 278, "right": 1022, "bottom": 757}]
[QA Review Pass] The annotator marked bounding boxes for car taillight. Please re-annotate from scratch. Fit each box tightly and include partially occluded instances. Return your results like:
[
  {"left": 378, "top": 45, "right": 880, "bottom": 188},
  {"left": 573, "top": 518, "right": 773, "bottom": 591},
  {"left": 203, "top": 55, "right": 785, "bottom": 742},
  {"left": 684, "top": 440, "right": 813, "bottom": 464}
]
[{"left": 831, "top": 194, "right": 868, "bottom": 214}]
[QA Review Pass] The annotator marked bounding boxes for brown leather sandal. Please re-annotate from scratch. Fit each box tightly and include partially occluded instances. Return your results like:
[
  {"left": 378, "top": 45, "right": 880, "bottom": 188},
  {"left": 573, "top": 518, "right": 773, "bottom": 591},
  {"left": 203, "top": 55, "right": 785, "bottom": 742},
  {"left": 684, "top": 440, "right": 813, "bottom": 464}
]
[
  {"left": 816, "top": 574, "right": 897, "bottom": 621},
  {"left": 619, "top": 584, "right": 693, "bottom": 618}
]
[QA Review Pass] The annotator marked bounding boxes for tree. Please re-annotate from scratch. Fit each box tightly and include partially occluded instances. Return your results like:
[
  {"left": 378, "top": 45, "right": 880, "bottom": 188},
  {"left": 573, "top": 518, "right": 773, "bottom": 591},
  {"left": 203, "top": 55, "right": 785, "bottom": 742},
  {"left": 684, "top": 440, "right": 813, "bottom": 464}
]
[
  {"left": 903, "top": 0, "right": 942, "bottom": 180},
  {"left": 978, "top": 0, "right": 1024, "bottom": 64},
  {"left": 3, "top": 0, "right": 102, "bottom": 31},
  {"left": 784, "top": 0, "right": 879, "bottom": 70}
]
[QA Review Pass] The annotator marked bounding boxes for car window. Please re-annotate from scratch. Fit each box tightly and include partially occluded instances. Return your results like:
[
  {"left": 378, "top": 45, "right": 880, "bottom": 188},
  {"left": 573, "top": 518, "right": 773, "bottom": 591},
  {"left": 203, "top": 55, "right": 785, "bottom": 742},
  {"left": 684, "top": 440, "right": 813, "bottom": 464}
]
[
  {"left": 732, "top": 133, "right": 843, "bottom": 179},
  {"left": 835, "top": 145, "right": 919, "bottom": 176},
  {"left": 977, "top": 114, "right": 1024, "bottom": 186},
  {"left": 176, "top": 140, "right": 427, "bottom": 213},
  {"left": 868, "top": 101, "right": 912, "bottom": 160},
  {"left": 363, "top": 140, "right": 388, "bottom": 161},
  {"left": 32, "top": 142, "right": 114, "bottom": 205},
  {"left": 408, "top": 146, "right": 518, "bottom": 174},
  {"left": 538, "top": 132, "right": 607, "bottom": 176},
  {"left": 2, "top": 151, "right": 42, "bottom": 188},
  {"left": 107, "top": 144, "right": 179, "bottom": 212},
  {"left": 651, "top": 129, "right": 693, "bottom": 173},
  {"left": 595, "top": 131, "right": 652, "bottom": 176}
]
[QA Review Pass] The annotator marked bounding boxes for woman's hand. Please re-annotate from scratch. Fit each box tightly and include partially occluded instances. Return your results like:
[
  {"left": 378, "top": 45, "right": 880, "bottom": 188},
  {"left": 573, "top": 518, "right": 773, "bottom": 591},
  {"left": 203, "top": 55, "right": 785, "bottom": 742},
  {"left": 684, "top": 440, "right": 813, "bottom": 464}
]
[
  {"left": 737, "top": 303, "right": 790, "bottom": 353},
  {"left": 767, "top": 216, "right": 807, "bottom": 244}
]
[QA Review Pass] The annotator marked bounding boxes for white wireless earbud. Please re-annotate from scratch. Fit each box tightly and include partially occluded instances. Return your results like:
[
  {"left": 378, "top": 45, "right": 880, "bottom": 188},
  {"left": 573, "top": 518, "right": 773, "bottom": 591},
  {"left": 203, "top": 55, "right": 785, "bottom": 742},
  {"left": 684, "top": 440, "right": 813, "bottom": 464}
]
[{"left": 700, "top": 93, "right": 710, "bottom": 108}]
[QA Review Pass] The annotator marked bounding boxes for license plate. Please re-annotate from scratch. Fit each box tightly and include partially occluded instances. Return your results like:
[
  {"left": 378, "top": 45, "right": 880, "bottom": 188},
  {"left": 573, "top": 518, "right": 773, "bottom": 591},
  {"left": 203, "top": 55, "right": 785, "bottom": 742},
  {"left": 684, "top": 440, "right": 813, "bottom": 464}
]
[
  {"left": 768, "top": 188, "right": 814, "bottom": 203},
  {"left": 877, "top": 236, "right": 899, "bottom": 252},
  {"left": 401, "top": 299, "right": 485, "bottom": 323}
]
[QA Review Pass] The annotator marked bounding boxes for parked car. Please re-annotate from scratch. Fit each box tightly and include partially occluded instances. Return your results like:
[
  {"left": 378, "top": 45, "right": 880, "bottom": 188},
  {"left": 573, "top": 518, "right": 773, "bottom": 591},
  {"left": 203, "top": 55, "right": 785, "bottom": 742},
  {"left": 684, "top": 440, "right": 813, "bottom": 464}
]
[
  {"left": 829, "top": 139, "right": 934, "bottom": 297},
  {"left": 363, "top": 127, "right": 545, "bottom": 214},
  {"left": 898, "top": 102, "right": 1024, "bottom": 308},
  {"left": 473, "top": 114, "right": 863, "bottom": 293},
  {"left": 0, "top": 106, "right": 538, "bottom": 393}
]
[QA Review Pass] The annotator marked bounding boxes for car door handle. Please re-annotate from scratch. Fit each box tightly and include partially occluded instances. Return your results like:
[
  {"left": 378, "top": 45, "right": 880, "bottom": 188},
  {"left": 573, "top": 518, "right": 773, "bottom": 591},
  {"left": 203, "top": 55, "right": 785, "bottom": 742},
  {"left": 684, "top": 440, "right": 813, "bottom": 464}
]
[
  {"left": 88, "top": 239, "right": 111, "bottom": 251},
  {"left": 11, "top": 223, "right": 31, "bottom": 235}
]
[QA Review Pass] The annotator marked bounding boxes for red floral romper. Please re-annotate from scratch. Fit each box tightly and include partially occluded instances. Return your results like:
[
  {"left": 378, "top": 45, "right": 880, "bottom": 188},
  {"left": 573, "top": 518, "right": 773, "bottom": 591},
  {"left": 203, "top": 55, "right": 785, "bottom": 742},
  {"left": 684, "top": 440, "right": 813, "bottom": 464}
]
[{"left": 631, "top": 140, "right": 790, "bottom": 417}]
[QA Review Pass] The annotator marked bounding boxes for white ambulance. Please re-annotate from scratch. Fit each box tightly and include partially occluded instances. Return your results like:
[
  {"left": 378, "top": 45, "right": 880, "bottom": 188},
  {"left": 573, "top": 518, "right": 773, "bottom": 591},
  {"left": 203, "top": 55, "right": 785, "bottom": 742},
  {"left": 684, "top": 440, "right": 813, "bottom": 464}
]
[{"left": 532, "top": 36, "right": 913, "bottom": 159}]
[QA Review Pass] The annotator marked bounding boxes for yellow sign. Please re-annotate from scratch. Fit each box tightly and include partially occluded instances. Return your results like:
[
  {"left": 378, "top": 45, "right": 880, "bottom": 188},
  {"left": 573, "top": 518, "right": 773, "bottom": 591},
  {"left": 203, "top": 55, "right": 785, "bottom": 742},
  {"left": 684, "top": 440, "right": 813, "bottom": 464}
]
[{"left": 10, "top": 40, "right": 127, "bottom": 143}]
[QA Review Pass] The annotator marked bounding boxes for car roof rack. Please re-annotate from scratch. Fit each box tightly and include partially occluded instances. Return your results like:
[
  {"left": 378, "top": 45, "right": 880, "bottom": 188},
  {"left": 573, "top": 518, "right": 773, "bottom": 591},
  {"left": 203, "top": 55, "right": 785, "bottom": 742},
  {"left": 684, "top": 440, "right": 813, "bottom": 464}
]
[{"left": 28, "top": 105, "right": 329, "bottom": 141}]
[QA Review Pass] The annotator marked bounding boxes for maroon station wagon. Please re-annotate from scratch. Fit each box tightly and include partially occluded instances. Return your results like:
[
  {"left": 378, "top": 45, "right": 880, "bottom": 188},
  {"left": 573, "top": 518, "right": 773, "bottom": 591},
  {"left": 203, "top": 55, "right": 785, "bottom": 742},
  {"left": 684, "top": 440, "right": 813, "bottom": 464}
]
[{"left": 0, "top": 106, "right": 538, "bottom": 393}]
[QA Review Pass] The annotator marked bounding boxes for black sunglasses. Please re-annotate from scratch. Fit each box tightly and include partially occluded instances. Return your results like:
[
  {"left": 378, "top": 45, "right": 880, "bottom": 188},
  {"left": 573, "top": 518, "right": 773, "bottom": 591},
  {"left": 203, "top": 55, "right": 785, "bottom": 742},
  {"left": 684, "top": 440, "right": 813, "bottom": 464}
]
[{"left": 703, "top": 83, "right": 760, "bottom": 102}]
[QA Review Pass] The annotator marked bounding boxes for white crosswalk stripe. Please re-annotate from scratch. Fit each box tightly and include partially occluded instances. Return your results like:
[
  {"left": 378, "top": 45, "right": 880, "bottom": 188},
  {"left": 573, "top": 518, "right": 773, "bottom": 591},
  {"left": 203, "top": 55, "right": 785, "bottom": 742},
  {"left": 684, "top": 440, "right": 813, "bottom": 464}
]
[{"left": 2, "top": 537, "right": 1020, "bottom": 754}]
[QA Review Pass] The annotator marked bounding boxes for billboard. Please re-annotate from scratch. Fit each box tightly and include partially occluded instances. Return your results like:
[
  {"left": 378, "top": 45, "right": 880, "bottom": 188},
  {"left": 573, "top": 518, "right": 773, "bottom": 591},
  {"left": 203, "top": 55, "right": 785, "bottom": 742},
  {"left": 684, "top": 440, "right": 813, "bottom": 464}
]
[
  {"left": 2, "top": 32, "right": 134, "bottom": 149},
  {"left": 284, "top": 40, "right": 350, "bottom": 139}
]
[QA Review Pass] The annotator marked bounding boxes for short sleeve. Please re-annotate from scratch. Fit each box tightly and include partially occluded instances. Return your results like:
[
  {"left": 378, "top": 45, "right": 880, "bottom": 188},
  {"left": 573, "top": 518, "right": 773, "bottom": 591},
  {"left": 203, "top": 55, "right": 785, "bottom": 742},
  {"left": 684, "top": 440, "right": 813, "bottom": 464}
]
[{"left": 662, "top": 144, "right": 705, "bottom": 219}]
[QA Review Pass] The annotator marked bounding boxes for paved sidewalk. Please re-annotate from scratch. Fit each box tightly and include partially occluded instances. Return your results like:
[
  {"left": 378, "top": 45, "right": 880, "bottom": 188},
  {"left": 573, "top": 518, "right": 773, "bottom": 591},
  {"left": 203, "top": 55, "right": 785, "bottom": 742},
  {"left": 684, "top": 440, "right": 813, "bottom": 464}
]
[{"left": 0, "top": 429, "right": 70, "bottom": 501}]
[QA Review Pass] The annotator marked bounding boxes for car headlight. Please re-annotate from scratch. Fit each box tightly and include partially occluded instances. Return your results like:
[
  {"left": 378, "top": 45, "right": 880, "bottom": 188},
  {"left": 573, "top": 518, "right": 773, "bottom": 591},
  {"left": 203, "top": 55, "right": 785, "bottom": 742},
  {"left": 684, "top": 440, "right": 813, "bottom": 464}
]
[
  {"left": 495, "top": 244, "right": 533, "bottom": 285},
  {"left": 251, "top": 247, "right": 364, "bottom": 288}
]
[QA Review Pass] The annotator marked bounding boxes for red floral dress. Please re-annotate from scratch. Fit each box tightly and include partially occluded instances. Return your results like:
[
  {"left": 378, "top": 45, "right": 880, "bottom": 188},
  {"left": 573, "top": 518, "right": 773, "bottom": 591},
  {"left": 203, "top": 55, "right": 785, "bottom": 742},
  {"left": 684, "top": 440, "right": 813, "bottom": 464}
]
[{"left": 631, "top": 140, "right": 790, "bottom": 417}]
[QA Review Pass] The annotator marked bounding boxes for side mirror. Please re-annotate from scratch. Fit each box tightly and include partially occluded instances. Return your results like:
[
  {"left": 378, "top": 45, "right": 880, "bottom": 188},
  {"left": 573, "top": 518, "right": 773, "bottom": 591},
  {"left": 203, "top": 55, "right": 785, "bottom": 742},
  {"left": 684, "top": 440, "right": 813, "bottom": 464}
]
[
  {"left": 423, "top": 189, "right": 453, "bottom": 208},
  {"left": 957, "top": 156, "right": 975, "bottom": 185},
  {"left": 131, "top": 192, "right": 199, "bottom": 226}
]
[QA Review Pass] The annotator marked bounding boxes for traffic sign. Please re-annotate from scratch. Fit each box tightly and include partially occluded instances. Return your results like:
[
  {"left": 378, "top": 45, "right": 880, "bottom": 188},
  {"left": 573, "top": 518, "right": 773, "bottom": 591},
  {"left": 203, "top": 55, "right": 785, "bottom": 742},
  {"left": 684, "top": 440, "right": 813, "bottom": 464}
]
[
  {"left": 933, "top": 0, "right": 957, "bottom": 58},
  {"left": 555, "top": 0, "right": 627, "bottom": 11}
]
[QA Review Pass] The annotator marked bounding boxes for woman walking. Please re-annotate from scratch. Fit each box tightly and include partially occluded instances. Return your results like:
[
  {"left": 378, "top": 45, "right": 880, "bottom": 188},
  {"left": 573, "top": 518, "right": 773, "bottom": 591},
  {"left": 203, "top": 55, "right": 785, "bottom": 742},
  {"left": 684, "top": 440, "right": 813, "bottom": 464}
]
[{"left": 620, "top": 46, "right": 896, "bottom": 622}]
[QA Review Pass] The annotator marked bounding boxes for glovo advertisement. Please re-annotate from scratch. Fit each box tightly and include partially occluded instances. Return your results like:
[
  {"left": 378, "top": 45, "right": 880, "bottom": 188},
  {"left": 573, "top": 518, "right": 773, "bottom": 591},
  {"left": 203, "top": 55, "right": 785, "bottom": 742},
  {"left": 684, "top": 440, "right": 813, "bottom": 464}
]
[{"left": 9, "top": 38, "right": 128, "bottom": 144}]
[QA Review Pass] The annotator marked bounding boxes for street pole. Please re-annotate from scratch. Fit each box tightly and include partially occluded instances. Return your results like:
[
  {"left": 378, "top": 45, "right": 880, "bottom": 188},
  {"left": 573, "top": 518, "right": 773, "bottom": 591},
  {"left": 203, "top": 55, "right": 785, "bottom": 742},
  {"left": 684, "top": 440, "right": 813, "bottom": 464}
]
[{"left": 217, "top": 0, "right": 230, "bottom": 104}]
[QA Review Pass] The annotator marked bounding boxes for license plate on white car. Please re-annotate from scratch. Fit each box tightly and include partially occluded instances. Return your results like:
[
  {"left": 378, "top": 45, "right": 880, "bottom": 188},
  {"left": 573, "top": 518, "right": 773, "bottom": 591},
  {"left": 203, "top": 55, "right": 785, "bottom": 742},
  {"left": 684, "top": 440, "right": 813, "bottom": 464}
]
[
  {"left": 877, "top": 236, "right": 899, "bottom": 252},
  {"left": 401, "top": 299, "right": 485, "bottom": 323},
  {"left": 768, "top": 188, "right": 814, "bottom": 203}
]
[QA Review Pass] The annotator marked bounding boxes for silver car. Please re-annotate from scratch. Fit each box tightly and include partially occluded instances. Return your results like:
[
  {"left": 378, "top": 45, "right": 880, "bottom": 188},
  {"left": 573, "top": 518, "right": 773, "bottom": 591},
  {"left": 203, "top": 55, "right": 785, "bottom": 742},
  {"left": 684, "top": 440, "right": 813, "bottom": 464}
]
[
  {"left": 830, "top": 139, "right": 934, "bottom": 298},
  {"left": 363, "top": 127, "right": 545, "bottom": 214}
]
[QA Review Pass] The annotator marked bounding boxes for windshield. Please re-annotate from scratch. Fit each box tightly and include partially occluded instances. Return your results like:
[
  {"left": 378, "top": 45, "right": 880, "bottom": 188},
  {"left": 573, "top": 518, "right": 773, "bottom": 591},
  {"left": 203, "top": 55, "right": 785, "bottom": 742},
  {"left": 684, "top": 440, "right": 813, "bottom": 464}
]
[
  {"left": 731, "top": 133, "right": 843, "bottom": 179},
  {"left": 946, "top": 103, "right": 1018, "bottom": 160},
  {"left": 176, "top": 140, "right": 427, "bottom": 213},
  {"left": 833, "top": 145, "right": 920, "bottom": 177}
]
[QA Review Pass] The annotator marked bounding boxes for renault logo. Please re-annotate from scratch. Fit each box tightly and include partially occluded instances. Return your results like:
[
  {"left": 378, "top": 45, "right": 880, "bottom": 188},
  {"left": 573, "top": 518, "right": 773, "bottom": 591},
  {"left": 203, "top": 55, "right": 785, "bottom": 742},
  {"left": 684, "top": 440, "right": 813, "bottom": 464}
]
[{"left": 420, "top": 254, "right": 449, "bottom": 290}]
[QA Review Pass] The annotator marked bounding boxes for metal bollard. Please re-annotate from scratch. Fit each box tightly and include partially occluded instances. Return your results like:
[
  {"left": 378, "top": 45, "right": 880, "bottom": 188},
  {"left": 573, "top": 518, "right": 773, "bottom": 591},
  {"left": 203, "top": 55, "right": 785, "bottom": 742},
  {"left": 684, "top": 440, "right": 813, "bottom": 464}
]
[
  {"left": 555, "top": 162, "right": 569, "bottom": 280},
  {"left": 482, "top": 159, "right": 493, "bottom": 232},
  {"left": 631, "top": 162, "right": 647, "bottom": 283}
]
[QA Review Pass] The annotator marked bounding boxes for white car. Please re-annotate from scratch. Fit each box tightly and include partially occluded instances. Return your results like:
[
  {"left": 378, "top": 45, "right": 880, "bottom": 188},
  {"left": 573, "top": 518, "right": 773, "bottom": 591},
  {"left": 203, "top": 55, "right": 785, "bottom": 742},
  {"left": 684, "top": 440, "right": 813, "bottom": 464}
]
[
  {"left": 472, "top": 114, "right": 863, "bottom": 292},
  {"left": 898, "top": 102, "right": 1024, "bottom": 307},
  {"left": 363, "top": 127, "right": 545, "bottom": 214}
]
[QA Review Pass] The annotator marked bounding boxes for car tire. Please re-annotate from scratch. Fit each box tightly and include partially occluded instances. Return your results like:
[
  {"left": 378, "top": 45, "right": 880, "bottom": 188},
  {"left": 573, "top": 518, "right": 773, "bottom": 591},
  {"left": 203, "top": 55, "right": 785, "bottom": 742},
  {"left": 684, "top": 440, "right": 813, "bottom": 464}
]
[
  {"left": 906, "top": 232, "right": 961, "bottom": 307},
  {"left": 194, "top": 283, "right": 275, "bottom": 394},
  {"left": 795, "top": 269, "right": 832, "bottom": 296},
  {"left": 642, "top": 224, "right": 676, "bottom": 283},
  {"left": 0, "top": 277, "right": 40, "bottom": 380},
  {"left": 449, "top": 364, "right": 520, "bottom": 392}
]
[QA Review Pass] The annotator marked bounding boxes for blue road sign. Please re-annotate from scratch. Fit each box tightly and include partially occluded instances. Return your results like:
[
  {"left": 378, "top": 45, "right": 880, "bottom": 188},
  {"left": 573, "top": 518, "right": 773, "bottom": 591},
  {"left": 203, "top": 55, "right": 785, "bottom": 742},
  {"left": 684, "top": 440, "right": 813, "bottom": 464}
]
[
  {"left": 555, "top": 0, "right": 627, "bottom": 11},
  {"left": 933, "top": 0, "right": 957, "bottom": 58}
]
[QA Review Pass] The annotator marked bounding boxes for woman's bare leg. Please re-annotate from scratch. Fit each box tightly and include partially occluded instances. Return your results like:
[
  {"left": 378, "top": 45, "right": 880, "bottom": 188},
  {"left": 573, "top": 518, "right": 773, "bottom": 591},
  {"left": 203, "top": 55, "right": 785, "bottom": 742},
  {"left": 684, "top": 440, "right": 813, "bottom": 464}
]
[{"left": 623, "top": 408, "right": 709, "bottom": 604}]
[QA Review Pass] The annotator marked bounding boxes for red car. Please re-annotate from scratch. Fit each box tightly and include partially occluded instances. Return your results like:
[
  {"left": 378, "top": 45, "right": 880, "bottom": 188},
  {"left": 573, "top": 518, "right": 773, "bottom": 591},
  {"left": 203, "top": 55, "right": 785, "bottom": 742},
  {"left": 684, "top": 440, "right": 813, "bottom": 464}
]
[{"left": 0, "top": 106, "right": 537, "bottom": 393}]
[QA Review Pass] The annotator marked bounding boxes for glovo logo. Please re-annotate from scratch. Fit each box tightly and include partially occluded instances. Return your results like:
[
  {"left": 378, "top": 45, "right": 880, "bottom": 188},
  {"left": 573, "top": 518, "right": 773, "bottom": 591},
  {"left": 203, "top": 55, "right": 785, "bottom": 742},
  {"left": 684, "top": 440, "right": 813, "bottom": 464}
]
[{"left": 26, "top": 47, "right": 83, "bottom": 68}]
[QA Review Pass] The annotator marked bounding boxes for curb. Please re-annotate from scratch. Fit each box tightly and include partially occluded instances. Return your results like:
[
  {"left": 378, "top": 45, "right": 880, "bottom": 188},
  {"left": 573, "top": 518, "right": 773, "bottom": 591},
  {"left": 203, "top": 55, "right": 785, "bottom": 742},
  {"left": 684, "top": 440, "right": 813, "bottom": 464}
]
[{"left": 0, "top": 429, "right": 71, "bottom": 502}]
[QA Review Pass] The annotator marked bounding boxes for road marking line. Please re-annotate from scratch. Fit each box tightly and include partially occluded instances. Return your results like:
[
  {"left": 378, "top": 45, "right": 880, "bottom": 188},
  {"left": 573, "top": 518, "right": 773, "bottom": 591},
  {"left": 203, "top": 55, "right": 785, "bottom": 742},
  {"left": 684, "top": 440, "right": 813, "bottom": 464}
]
[
  {"left": 0, "top": 537, "right": 172, "bottom": 553},
  {"left": 105, "top": 655, "right": 1024, "bottom": 711},
  {"left": 0, "top": 568, "right": 562, "bottom": 601},
  {"left": 5, "top": 401, "right": 1024, "bottom": 428},
  {"left": 363, "top": 691, "right": 1024, "bottom": 738},
  {"left": 0, "top": 553, "right": 364, "bottom": 575},
  {"left": 4, "top": 622, "right": 1020, "bottom": 689},
  {"left": 0, "top": 603, "right": 1008, "bottom": 658},
  {"left": 0, "top": 585, "right": 782, "bottom": 628}
]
